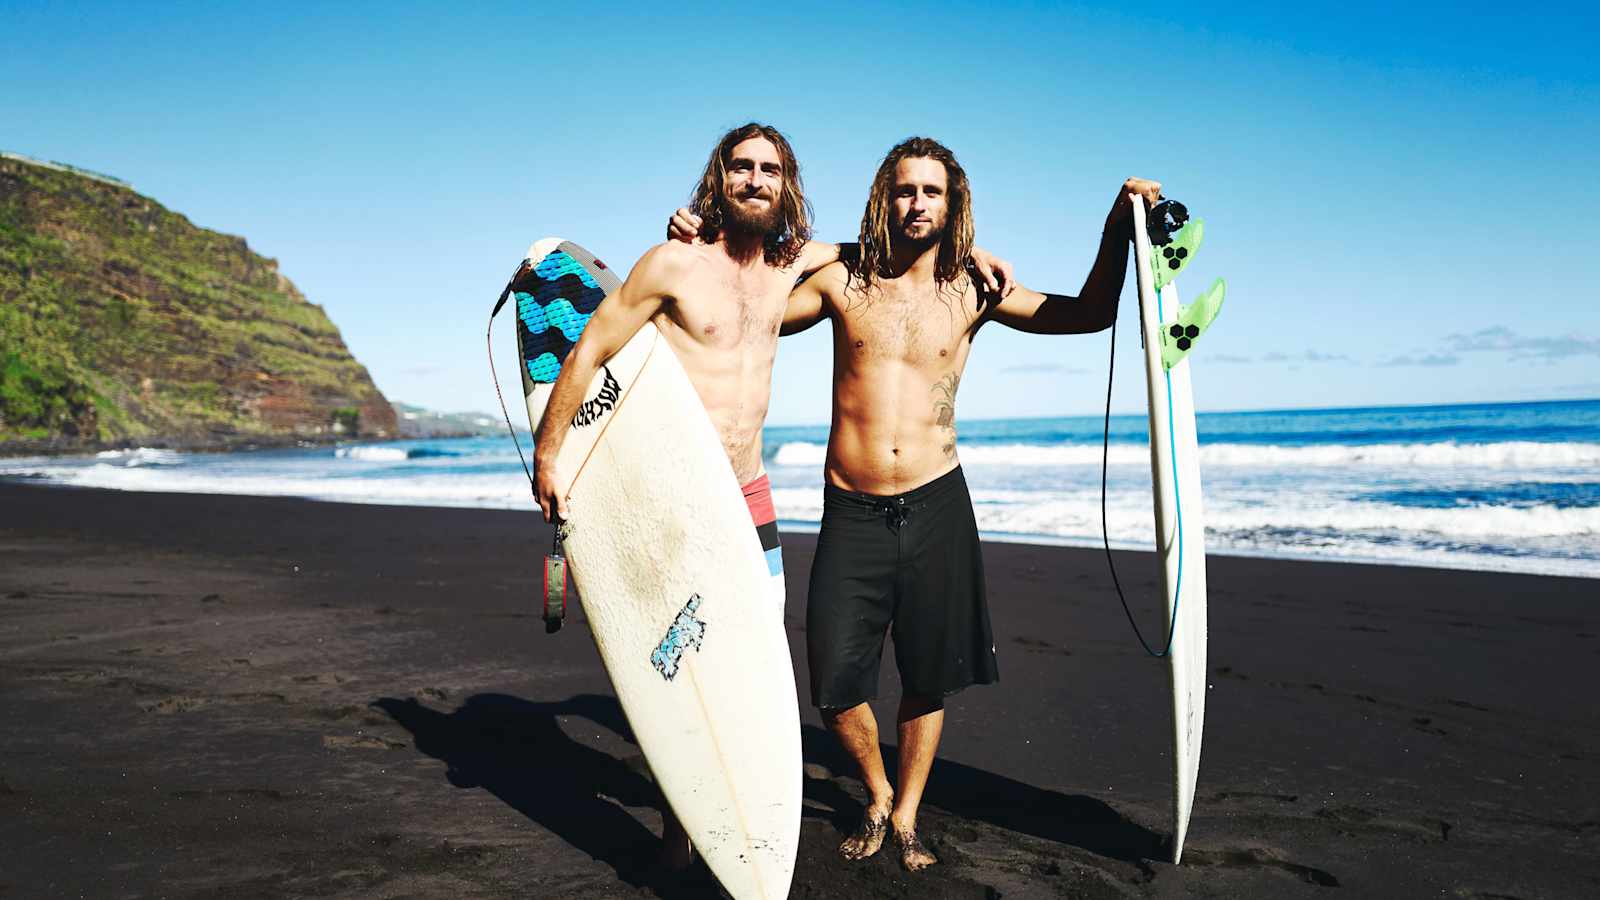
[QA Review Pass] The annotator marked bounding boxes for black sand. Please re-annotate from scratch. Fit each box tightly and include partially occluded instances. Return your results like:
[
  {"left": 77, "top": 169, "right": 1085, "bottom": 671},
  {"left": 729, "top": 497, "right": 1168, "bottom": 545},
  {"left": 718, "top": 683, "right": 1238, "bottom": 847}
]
[{"left": 1, "top": 482, "right": 1596, "bottom": 898}]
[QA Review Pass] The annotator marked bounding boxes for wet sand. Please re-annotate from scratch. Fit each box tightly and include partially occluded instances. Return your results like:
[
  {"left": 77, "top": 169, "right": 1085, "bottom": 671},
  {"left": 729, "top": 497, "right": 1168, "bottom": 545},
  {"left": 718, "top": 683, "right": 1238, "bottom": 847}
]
[{"left": 1, "top": 482, "right": 1596, "bottom": 898}]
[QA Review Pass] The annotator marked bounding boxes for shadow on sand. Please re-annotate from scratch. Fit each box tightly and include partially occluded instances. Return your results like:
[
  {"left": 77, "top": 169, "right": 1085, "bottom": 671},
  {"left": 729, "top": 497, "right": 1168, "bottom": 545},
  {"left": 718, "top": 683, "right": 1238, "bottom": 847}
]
[
  {"left": 797, "top": 726, "right": 1165, "bottom": 863},
  {"left": 373, "top": 692, "right": 686, "bottom": 892},
  {"left": 376, "top": 692, "right": 1162, "bottom": 893}
]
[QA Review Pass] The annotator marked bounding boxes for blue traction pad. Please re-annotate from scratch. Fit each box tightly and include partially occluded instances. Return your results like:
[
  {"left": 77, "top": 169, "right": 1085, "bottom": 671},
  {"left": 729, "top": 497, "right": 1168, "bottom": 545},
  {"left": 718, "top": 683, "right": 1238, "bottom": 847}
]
[{"left": 514, "top": 250, "right": 606, "bottom": 383}]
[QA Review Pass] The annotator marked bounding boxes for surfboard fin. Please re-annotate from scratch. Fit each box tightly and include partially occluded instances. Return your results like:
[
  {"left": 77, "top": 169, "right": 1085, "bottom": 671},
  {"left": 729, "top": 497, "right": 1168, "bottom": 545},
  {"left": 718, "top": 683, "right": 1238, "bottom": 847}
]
[
  {"left": 1159, "top": 277, "right": 1225, "bottom": 369},
  {"left": 1152, "top": 218, "right": 1204, "bottom": 292}
]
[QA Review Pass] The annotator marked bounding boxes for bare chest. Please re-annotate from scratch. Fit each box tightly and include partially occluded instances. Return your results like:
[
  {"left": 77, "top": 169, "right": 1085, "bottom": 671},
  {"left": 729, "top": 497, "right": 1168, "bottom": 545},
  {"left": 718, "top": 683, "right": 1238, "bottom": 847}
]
[
  {"left": 671, "top": 267, "right": 789, "bottom": 350},
  {"left": 837, "top": 283, "right": 980, "bottom": 367}
]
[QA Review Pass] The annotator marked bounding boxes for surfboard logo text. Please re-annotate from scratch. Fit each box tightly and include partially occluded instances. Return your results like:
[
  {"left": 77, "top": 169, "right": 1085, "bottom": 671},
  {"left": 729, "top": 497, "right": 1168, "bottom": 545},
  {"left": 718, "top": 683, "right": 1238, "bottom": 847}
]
[
  {"left": 650, "top": 595, "right": 706, "bottom": 681},
  {"left": 572, "top": 366, "right": 621, "bottom": 428}
]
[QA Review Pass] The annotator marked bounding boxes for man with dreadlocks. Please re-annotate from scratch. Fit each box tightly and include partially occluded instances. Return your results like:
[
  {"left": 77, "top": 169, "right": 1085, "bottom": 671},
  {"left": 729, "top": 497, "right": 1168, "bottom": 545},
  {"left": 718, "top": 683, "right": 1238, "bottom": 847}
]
[
  {"left": 534, "top": 123, "right": 1013, "bottom": 873},
  {"left": 782, "top": 138, "right": 1156, "bottom": 870}
]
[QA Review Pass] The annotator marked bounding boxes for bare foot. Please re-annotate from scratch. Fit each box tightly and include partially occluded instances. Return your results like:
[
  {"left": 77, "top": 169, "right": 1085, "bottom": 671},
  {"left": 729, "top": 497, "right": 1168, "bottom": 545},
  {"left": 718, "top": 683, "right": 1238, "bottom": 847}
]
[
  {"left": 894, "top": 827, "right": 937, "bottom": 871},
  {"left": 838, "top": 802, "right": 891, "bottom": 860}
]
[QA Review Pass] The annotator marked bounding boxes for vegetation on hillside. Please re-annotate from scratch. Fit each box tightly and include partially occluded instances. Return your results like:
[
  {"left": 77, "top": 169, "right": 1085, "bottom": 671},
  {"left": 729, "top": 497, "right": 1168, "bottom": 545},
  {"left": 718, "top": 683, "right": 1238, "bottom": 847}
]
[{"left": 0, "top": 156, "right": 395, "bottom": 450}]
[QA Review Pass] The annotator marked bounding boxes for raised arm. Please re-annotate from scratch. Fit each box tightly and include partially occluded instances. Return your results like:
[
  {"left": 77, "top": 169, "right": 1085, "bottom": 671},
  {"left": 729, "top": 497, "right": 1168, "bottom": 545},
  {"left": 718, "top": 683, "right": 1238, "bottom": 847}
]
[
  {"left": 983, "top": 178, "right": 1161, "bottom": 335},
  {"left": 532, "top": 244, "right": 681, "bottom": 520}
]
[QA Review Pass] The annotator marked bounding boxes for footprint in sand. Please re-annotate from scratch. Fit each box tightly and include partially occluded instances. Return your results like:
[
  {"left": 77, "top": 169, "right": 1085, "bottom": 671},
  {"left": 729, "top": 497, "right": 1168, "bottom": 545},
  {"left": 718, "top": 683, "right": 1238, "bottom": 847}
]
[
  {"left": 1315, "top": 804, "right": 1452, "bottom": 842},
  {"left": 1211, "top": 791, "right": 1299, "bottom": 804},
  {"left": 140, "top": 695, "right": 210, "bottom": 714},
  {"left": 1013, "top": 636, "right": 1071, "bottom": 655},
  {"left": 322, "top": 734, "right": 407, "bottom": 751},
  {"left": 1183, "top": 847, "right": 1340, "bottom": 887}
]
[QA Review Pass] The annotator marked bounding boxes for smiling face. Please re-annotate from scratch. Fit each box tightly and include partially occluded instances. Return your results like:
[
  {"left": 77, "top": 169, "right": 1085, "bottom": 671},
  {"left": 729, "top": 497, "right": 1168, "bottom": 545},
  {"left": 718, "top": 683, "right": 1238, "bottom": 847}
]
[
  {"left": 721, "top": 136, "right": 784, "bottom": 235},
  {"left": 687, "top": 122, "right": 813, "bottom": 268},
  {"left": 890, "top": 156, "right": 950, "bottom": 246}
]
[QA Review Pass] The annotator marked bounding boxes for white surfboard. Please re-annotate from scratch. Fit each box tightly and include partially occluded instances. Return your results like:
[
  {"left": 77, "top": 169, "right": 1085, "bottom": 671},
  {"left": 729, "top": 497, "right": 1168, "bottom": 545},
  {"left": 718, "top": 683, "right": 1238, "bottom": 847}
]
[
  {"left": 1129, "top": 201, "right": 1209, "bottom": 864},
  {"left": 510, "top": 238, "right": 801, "bottom": 898}
]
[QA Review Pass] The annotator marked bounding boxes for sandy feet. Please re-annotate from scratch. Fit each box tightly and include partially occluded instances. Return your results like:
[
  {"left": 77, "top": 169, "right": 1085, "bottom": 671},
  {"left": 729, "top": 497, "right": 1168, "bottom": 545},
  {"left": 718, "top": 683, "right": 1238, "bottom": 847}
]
[
  {"left": 893, "top": 826, "right": 938, "bottom": 871},
  {"left": 838, "top": 800, "right": 891, "bottom": 860}
]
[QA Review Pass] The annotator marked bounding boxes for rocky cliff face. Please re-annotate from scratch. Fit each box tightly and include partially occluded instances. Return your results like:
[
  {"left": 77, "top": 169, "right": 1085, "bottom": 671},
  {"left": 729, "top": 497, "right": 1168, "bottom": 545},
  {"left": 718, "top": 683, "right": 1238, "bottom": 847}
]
[{"left": 0, "top": 154, "right": 395, "bottom": 452}]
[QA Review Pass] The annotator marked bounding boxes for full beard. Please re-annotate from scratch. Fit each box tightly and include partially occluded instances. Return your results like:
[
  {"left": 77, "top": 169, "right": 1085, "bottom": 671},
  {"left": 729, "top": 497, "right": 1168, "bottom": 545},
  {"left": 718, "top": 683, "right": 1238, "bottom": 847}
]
[
  {"left": 721, "top": 193, "right": 783, "bottom": 238},
  {"left": 892, "top": 215, "right": 945, "bottom": 256}
]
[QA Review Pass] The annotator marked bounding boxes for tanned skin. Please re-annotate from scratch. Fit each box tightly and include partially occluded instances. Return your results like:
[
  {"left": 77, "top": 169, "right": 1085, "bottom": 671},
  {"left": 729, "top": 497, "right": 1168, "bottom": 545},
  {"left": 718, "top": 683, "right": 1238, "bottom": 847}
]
[
  {"left": 538, "top": 140, "right": 1012, "bottom": 519},
  {"left": 782, "top": 160, "right": 1162, "bottom": 869},
  {"left": 532, "top": 134, "right": 1014, "bottom": 870},
  {"left": 535, "top": 136, "right": 821, "bottom": 522},
  {"left": 533, "top": 135, "right": 834, "bottom": 869}
]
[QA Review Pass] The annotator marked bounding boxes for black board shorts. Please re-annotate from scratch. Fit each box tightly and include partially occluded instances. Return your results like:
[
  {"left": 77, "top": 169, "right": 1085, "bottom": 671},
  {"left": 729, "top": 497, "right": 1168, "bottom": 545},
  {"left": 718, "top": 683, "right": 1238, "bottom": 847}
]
[{"left": 806, "top": 465, "right": 999, "bottom": 709}]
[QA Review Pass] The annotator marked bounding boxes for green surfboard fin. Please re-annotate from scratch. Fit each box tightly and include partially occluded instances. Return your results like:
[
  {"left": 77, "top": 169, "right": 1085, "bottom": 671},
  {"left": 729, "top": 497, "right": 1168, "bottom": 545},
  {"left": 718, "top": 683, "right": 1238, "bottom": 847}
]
[
  {"left": 1159, "top": 277, "right": 1225, "bottom": 369},
  {"left": 1152, "top": 218, "right": 1203, "bottom": 292}
]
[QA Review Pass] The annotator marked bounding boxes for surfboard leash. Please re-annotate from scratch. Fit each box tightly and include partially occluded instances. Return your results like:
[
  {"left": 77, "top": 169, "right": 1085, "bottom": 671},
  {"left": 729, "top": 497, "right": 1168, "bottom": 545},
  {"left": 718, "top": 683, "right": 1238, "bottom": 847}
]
[
  {"left": 487, "top": 266, "right": 538, "bottom": 497},
  {"left": 488, "top": 263, "right": 570, "bottom": 634},
  {"left": 1100, "top": 200, "right": 1188, "bottom": 659},
  {"left": 1100, "top": 313, "right": 1179, "bottom": 659}
]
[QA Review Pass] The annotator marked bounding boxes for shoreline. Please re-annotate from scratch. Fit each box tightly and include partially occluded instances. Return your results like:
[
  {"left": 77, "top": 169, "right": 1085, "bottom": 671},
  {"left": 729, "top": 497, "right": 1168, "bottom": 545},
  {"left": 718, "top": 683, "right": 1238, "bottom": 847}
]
[
  {"left": 2, "top": 481, "right": 1596, "bottom": 897},
  {"left": 4, "top": 473, "right": 1595, "bottom": 581}
]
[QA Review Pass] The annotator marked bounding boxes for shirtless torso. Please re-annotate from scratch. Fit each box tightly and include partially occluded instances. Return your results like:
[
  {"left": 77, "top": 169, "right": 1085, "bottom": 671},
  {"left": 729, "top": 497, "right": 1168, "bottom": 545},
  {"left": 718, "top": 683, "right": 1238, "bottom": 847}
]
[
  {"left": 532, "top": 234, "right": 834, "bottom": 518},
  {"left": 785, "top": 166, "right": 1151, "bottom": 495},
  {"left": 532, "top": 130, "right": 834, "bottom": 520},
  {"left": 786, "top": 147, "right": 1155, "bottom": 874},
  {"left": 815, "top": 270, "right": 983, "bottom": 494},
  {"left": 647, "top": 241, "right": 801, "bottom": 483}
]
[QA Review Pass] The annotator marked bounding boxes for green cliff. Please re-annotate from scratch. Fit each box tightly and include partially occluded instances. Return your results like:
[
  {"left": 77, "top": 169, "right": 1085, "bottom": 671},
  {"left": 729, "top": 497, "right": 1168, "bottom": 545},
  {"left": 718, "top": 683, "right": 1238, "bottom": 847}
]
[{"left": 0, "top": 153, "right": 396, "bottom": 452}]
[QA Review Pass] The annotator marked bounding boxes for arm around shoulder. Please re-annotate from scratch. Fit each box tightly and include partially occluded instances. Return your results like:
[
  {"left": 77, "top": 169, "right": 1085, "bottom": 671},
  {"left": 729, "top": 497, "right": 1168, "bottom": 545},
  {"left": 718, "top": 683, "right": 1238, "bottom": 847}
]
[{"left": 783, "top": 259, "right": 844, "bottom": 335}]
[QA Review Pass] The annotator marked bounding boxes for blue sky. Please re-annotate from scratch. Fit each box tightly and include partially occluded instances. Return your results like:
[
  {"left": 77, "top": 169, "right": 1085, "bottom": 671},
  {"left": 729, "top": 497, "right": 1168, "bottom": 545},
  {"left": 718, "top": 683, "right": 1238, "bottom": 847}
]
[{"left": 4, "top": 1, "right": 1597, "bottom": 425}]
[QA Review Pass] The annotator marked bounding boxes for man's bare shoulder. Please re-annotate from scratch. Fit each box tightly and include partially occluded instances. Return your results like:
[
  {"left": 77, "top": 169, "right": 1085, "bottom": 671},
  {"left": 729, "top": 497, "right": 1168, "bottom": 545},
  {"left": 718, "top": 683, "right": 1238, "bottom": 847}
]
[
  {"left": 627, "top": 240, "right": 711, "bottom": 290},
  {"left": 792, "top": 238, "right": 839, "bottom": 272},
  {"left": 640, "top": 239, "right": 711, "bottom": 272},
  {"left": 813, "top": 259, "right": 852, "bottom": 286},
  {"left": 950, "top": 269, "right": 999, "bottom": 328}
]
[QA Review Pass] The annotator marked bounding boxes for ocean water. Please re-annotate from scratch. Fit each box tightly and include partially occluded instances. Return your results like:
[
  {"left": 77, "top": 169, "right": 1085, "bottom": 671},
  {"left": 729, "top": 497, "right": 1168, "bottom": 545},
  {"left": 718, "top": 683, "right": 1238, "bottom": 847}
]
[{"left": 4, "top": 399, "right": 1598, "bottom": 578}]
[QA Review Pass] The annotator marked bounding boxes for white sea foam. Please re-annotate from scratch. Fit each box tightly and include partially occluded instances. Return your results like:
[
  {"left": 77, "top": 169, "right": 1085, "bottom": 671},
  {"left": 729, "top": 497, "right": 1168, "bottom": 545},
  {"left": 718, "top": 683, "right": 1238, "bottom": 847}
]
[
  {"left": 8, "top": 426, "right": 1600, "bottom": 578},
  {"left": 334, "top": 446, "right": 410, "bottom": 462},
  {"left": 93, "top": 447, "right": 186, "bottom": 467},
  {"left": 1, "top": 462, "right": 534, "bottom": 511},
  {"left": 772, "top": 484, "right": 1599, "bottom": 551},
  {"left": 1198, "top": 441, "right": 1600, "bottom": 469},
  {"left": 771, "top": 440, "right": 1600, "bottom": 469}
]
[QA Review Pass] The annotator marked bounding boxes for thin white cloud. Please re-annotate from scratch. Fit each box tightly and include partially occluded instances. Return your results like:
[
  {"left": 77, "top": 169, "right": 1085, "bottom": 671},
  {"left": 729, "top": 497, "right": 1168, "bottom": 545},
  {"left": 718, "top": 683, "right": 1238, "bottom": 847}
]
[
  {"left": 1304, "top": 350, "right": 1353, "bottom": 363},
  {"left": 1261, "top": 350, "right": 1349, "bottom": 364},
  {"left": 1377, "top": 353, "right": 1460, "bottom": 367},
  {"left": 1444, "top": 326, "right": 1600, "bottom": 361}
]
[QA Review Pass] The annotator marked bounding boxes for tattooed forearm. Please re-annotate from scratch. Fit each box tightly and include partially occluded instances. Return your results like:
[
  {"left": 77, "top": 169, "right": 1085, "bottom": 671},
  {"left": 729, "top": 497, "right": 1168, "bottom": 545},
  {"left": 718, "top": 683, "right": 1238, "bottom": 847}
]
[{"left": 932, "top": 373, "right": 960, "bottom": 458}]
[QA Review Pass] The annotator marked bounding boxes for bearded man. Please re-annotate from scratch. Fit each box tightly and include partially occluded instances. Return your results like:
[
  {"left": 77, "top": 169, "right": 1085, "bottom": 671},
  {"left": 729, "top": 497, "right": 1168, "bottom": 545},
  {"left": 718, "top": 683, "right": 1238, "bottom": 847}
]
[
  {"left": 776, "top": 138, "right": 1161, "bottom": 870},
  {"left": 533, "top": 123, "right": 1012, "bottom": 871}
]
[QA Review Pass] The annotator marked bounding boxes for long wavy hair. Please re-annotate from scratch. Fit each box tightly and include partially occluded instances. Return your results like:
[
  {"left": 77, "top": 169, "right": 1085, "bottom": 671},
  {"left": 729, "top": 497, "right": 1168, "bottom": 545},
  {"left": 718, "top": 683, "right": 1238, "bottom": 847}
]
[
  {"left": 852, "top": 137, "right": 975, "bottom": 292},
  {"left": 688, "top": 123, "right": 812, "bottom": 268}
]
